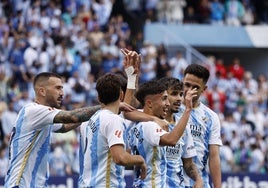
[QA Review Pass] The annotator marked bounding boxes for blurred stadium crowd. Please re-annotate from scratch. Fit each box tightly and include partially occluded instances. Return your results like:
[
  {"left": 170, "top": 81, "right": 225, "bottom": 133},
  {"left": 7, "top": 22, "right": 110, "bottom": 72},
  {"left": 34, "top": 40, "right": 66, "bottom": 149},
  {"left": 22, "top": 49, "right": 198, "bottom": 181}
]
[{"left": 0, "top": 0, "right": 268, "bottom": 177}]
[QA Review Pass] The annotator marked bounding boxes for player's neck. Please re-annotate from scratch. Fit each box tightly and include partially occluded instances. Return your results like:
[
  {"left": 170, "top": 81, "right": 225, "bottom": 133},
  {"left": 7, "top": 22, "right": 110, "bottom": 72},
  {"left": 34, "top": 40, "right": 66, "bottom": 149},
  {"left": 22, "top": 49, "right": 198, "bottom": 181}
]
[
  {"left": 165, "top": 111, "right": 173, "bottom": 123},
  {"left": 102, "top": 101, "right": 120, "bottom": 114},
  {"left": 143, "top": 107, "right": 153, "bottom": 116},
  {"left": 193, "top": 100, "right": 200, "bottom": 108},
  {"left": 34, "top": 98, "right": 44, "bottom": 105}
]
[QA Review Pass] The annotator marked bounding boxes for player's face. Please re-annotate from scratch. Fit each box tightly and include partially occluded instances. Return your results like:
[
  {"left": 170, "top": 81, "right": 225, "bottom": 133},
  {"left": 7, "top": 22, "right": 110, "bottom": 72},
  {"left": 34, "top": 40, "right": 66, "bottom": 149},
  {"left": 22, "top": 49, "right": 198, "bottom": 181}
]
[
  {"left": 151, "top": 90, "right": 170, "bottom": 119},
  {"left": 183, "top": 74, "right": 206, "bottom": 106},
  {"left": 167, "top": 88, "right": 183, "bottom": 113},
  {"left": 45, "top": 77, "right": 64, "bottom": 108}
]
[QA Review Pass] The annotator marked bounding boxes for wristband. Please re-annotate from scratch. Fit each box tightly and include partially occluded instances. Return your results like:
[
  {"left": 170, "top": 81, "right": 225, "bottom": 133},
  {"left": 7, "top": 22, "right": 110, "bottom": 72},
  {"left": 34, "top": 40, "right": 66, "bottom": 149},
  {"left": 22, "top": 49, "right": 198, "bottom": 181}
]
[{"left": 125, "top": 66, "right": 137, "bottom": 89}]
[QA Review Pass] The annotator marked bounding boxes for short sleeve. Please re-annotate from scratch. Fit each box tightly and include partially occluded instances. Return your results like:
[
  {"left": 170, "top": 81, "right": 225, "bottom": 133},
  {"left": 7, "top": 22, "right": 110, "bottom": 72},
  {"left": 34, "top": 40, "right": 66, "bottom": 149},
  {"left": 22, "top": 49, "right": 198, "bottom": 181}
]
[
  {"left": 142, "top": 121, "right": 168, "bottom": 146},
  {"left": 209, "top": 112, "right": 223, "bottom": 146},
  {"left": 101, "top": 113, "right": 125, "bottom": 148}
]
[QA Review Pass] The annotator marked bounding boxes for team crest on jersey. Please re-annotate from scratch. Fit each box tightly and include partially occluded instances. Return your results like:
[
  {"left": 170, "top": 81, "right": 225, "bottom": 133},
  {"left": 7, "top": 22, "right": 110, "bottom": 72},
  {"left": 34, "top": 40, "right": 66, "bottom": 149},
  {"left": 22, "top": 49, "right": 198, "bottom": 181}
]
[
  {"left": 115, "top": 130, "right": 122, "bottom": 138},
  {"left": 202, "top": 116, "right": 208, "bottom": 123}
]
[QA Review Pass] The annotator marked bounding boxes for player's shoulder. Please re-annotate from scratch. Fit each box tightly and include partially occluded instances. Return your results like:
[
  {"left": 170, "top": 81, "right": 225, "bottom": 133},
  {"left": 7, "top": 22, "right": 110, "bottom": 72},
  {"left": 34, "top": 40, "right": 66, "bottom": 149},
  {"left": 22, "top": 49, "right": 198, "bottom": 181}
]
[
  {"left": 200, "top": 102, "right": 218, "bottom": 116},
  {"left": 100, "top": 109, "right": 123, "bottom": 122},
  {"left": 136, "top": 120, "right": 157, "bottom": 127}
]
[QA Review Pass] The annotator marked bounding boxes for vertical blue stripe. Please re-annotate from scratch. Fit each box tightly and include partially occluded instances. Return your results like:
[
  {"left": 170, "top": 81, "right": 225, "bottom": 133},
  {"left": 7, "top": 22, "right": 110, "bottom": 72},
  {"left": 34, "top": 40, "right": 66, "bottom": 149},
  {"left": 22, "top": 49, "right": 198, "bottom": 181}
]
[
  {"left": 138, "top": 125, "right": 146, "bottom": 187},
  {"left": 89, "top": 116, "right": 99, "bottom": 186},
  {"left": 30, "top": 129, "right": 50, "bottom": 188},
  {"left": 79, "top": 134, "right": 84, "bottom": 178},
  {"left": 13, "top": 107, "right": 25, "bottom": 160},
  {"left": 138, "top": 125, "right": 146, "bottom": 159},
  {"left": 115, "top": 165, "right": 123, "bottom": 187},
  {"left": 5, "top": 107, "right": 25, "bottom": 184}
]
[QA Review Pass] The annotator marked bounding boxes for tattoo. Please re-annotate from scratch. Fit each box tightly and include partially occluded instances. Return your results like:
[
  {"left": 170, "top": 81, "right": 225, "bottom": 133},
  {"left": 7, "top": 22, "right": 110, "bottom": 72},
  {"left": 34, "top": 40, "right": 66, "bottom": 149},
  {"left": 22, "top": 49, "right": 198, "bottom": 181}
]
[
  {"left": 54, "top": 105, "right": 101, "bottom": 123},
  {"left": 183, "top": 159, "right": 200, "bottom": 181},
  {"left": 54, "top": 123, "right": 81, "bottom": 133}
]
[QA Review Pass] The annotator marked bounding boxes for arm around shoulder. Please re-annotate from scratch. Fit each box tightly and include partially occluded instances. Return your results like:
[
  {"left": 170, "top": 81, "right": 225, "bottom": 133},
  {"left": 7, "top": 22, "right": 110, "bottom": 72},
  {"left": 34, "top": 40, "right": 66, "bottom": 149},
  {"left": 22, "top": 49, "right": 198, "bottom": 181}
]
[{"left": 53, "top": 105, "right": 101, "bottom": 123}]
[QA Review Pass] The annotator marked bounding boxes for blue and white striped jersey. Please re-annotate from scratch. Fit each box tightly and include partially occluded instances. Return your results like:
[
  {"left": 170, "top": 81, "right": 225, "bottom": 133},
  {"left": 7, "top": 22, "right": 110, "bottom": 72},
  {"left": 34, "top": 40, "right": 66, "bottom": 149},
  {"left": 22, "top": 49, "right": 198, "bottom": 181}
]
[
  {"left": 127, "top": 120, "right": 168, "bottom": 188},
  {"left": 177, "top": 103, "right": 222, "bottom": 188},
  {"left": 4, "top": 102, "right": 61, "bottom": 188},
  {"left": 79, "top": 109, "right": 126, "bottom": 188},
  {"left": 166, "top": 115, "right": 196, "bottom": 188}
]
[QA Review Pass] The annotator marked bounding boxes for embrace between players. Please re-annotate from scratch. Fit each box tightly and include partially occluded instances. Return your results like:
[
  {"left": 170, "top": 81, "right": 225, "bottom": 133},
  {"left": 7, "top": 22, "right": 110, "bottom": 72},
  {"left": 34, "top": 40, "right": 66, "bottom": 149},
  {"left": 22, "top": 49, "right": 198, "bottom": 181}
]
[{"left": 4, "top": 49, "right": 222, "bottom": 188}]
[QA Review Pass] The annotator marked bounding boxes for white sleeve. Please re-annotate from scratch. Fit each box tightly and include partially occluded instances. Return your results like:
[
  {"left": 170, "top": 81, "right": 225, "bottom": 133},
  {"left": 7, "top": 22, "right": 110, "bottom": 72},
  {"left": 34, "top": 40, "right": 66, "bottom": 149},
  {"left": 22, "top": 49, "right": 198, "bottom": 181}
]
[
  {"left": 209, "top": 112, "right": 223, "bottom": 146},
  {"left": 26, "top": 104, "right": 61, "bottom": 130},
  {"left": 142, "top": 121, "right": 168, "bottom": 146},
  {"left": 101, "top": 114, "right": 125, "bottom": 148}
]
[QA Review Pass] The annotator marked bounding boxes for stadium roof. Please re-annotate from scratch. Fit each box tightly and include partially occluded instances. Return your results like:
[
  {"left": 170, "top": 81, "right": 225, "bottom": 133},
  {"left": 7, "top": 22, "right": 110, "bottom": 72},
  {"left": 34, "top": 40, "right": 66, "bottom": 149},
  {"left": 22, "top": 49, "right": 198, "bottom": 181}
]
[{"left": 144, "top": 23, "right": 268, "bottom": 49}]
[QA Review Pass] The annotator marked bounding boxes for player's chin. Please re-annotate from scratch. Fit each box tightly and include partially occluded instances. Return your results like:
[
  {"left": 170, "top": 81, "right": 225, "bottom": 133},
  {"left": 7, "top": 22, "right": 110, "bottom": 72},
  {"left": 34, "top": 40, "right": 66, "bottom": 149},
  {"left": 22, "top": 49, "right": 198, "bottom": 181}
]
[
  {"left": 161, "top": 111, "right": 167, "bottom": 119},
  {"left": 172, "top": 108, "right": 179, "bottom": 113},
  {"left": 55, "top": 101, "right": 63, "bottom": 109}
]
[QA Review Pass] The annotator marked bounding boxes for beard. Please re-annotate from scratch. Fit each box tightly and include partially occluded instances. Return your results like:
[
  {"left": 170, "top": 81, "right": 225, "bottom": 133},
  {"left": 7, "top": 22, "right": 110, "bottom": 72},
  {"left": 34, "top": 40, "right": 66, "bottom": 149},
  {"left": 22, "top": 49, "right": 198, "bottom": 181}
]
[{"left": 170, "top": 108, "right": 179, "bottom": 114}]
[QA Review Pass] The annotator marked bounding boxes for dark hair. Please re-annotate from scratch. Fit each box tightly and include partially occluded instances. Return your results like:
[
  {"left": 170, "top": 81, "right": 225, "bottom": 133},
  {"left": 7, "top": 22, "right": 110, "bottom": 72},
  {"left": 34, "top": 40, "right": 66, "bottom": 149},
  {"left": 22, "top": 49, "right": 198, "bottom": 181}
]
[
  {"left": 159, "top": 77, "right": 183, "bottom": 91},
  {"left": 113, "top": 70, "right": 127, "bottom": 93},
  {"left": 184, "top": 64, "right": 210, "bottom": 84},
  {"left": 135, "top": 80, "right": 166, "bottom": 107},
  {"left": 33, "top": 72, "right": 61, "bottom": 87},
  {"left": 96, "top": 73, "right": 121, "bottom": 105}
]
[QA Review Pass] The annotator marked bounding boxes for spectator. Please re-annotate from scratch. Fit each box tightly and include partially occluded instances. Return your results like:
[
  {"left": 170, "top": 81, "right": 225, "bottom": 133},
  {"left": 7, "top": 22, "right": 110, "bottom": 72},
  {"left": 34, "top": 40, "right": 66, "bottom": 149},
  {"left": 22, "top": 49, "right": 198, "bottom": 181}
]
[
  {"left": 88, "top": 41, "right": 103, "bottom": 79},
  {"left": 169, "top": 50, "right": 188, "bottom": 80},
  {"left": 49, "top": 146, "right": 72, "bottom": 176},
  {"left": 220, "top": 141, "right": 236, "bottom": 172},
  {"left": 139, "top": 42, "right": 157, "bottom": 83},
  {"left": 13, "top": 89, "right": 32, "bottom": 112},
  {"left": 234, "top": 140, "right": 251, "bottom": 172},
  {"left": 225, "top": 0, "right": 245, "bottom": 26},
  {"left": 100, "top": 34, "right": 120, "bottom": 73},
  {"left": 157, "top": 0, "right": 171, "bottom": 23},
  {"left": 0, "top": 101, "right": 7, "bottom": 146},
  {"left": 156, "top": 53, "right": 171, "bottom": 79},
  {"left": 169, "top": 0, "right": 187, "bottom": 24},
  {"left": 9, "top": 40, "right": 28, "bottom": 90},
  {"left": 205, "top": 84, "right": 226, "bottom": 114},
  {"left": 91, "top": 0, "right": 113, "bottom": 30},
  {"left": 54, "top": 40, "right": 74, "bottom": 77},
  {"left": 241, "top": 0, "right": 255, "bottom": 25},
  {"left": 228, "top": 57, "right": 245, "bottom": 82},
  {"left": 196, "top": 0, "right": 211, "bottom": 24},
  {"left": 210, "top": 0, "right": 225, "bottom": 25},
  {"left": 23, "top": 35, "right": 40, "bottom": 76},
  {"left": 1, "top": 100, "right": 17, "bottom": 137},
  {"left": 0, "top": 145, "right": 8, "bottom": 177},
  {"left": 246, "top": 105, "right": 266, "bottom": 135},
  {"left": 249, "top": 142, "right": 265, "bottom": 173},
  {"left": 184, "top": 5, "right": 198, "bottom": 23},
  {"left": 37, "top": 42, "right": 50, "bottom": 73},
  {"left": 215, "top": 57, "right": 227, "bottom": 78},
  {"left": 0, "top": 69, "right": 8, "bottom": 101},
  {"left": 68, "top": 71, "right": 88, "bottom": 108},
  {"left": 256, "top": 74, "right": 268, "bottom": 112}
]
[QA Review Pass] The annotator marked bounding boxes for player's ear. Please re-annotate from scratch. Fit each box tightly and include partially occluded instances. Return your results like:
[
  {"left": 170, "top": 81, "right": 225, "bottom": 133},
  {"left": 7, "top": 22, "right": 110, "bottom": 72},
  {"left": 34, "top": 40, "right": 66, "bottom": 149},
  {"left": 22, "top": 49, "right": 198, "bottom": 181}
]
[
  {"left": 38, "top": 87, "right": 46, "bottom": 97},
  {"left": 203, "top": 85, "right": 208, "bottom": 92},
  {"left": 119, "top": 90, "right": 124, "bottom": 102},
  {"left": 146, "top": 99, "right": 153, "bottom": 109}
]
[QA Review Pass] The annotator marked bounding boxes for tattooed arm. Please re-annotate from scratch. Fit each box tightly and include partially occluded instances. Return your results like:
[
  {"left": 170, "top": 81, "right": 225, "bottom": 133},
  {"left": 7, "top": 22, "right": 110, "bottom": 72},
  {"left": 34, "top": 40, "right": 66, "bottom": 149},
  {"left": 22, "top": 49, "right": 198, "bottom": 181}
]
[
  {"left": 54, "top": 123, "right": 81, "bottom": 133},
  {"left": 53, "top": 105, "right": 101, "bottom": 123},
  {"left": 182, "top": 157, "right": 203, "bottom": 188}
]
